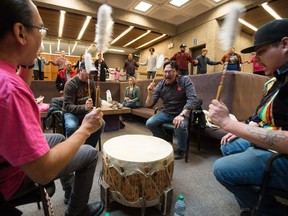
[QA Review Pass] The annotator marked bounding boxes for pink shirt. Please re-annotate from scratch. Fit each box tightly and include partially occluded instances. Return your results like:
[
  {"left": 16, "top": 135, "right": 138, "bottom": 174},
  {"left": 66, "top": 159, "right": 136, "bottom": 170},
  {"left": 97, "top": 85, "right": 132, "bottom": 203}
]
[
  {"left": 249, "top": 55, "right": 266, "bottom": 73},
  {"left": 0, "top": 60, "right": 49, "bottom": 199}
]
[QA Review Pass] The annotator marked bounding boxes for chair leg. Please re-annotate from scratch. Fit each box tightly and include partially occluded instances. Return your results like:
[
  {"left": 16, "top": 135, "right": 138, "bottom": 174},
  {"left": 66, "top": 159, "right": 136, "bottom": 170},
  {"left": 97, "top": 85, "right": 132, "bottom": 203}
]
[
  {"left": 185, "top": 136, "right": 190, "bottom": 163},
  {"left": 197, "top": 124, "right": 201, "bottom": 151},
  {"left": 37, "top": 201, "right": 41, "bottom": 210},
  {"left": 98, "top": 137, "right": 102, "bottom": 152}
]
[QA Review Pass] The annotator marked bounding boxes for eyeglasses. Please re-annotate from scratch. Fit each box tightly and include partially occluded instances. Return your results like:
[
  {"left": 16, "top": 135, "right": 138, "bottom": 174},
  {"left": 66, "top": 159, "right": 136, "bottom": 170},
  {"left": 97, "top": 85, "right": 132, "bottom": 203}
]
[
  {"left": 27, "top": 25, "right": 48, "bottom": 37},
  {"left": 163, "top": 70, "right": 175, "bottom": 74}
]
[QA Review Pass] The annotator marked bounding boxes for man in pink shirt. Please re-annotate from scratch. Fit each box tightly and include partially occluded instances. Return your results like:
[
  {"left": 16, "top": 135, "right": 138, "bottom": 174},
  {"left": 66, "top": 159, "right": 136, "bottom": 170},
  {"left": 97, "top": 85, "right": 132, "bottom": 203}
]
[{"left": 0, "top": 1, "right": 104, "bottom": 216}]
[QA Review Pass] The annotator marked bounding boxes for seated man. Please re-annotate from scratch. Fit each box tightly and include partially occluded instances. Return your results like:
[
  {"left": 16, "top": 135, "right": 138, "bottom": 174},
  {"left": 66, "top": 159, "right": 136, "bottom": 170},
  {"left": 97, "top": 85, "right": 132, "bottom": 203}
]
[
  {"left": 0, "top": 1, "right": 104, "bottom": 216},
  {"left": 45, "top": 61, "right": 77, "bottom": 129},
  {"left": 56, "top": 60, "right": 77, "bottom": 96},
  {"left": 210, "top": 19, "right": 288, "bottom": 216},
  {"left": 146, "top": 60, "right": 200, "bottom": 160},
  {"left": 63, "top": 61, "right": 105, "bottom": 148}
]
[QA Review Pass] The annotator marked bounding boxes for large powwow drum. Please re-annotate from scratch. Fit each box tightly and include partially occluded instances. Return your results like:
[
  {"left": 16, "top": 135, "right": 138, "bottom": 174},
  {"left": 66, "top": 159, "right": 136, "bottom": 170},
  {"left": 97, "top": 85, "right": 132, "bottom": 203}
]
[{"left": 102, "top": 135, "right": 174, "bottom": 207}]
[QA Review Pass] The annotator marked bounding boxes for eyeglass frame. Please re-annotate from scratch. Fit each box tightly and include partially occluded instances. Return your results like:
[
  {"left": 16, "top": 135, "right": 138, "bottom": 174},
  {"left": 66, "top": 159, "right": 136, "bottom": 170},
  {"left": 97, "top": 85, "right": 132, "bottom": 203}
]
[
  {"left": 163, "top": 69, "right": 176, "bottom": 74},
  {"left": 25, "top": 24, "right": 48, "bottom": 37}
]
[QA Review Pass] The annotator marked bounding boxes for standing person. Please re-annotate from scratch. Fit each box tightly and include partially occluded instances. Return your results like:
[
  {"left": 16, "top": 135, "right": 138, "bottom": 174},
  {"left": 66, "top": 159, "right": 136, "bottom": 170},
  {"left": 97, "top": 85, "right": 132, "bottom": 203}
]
[
  {"left": 63, "top": 61, "right": 105, "bottom": 148},
  {"left": 73, "top": 53, "right": 84, "bottom": 72},
  {"left": 56, "top": 61, "right": 77, "bottom": 96},
  {"left": 124, "top": 53, "right": 139, "bottom": 80},
  {"left": 94, "top": 53, "right": 109, "bottom": 82},
  {"left": 210, "top": 19, "right": 288, "bottom": 216},
  {"left": 123, "top": 76, "right": 141, "bottom": 108},
  {"left": 139, "top": 47, "right": 158, "bottom": 79},
  {"left": 245, "top": 54, "right": 266, "bottom": 76},
  {"left": 0, "top": 1, "right": 104, "bottom": 216},
  {"left": 221, "top": 47, "right": 243, "bottom": 71},
  {"left": 146, "top": 60, "right": 200, "bottom": 160},
  {"left": 195, "top": 48, "right": 222, "bottom": 74},
  {"left": 50, "top": 50, "right": 68, "bottom": 71},
  {"left": 33, "top": 49, "right": 50, "bottom": 80},
  {"left": 170, "top": 44, "right": 198, "bottom": 75}
]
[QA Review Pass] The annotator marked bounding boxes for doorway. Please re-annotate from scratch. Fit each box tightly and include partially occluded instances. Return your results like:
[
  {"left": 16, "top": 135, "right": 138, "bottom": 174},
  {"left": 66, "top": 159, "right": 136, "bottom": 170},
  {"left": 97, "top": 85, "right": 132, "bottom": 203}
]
[{"left": 190, "top": 44, "right": 206, "bottom": 75}]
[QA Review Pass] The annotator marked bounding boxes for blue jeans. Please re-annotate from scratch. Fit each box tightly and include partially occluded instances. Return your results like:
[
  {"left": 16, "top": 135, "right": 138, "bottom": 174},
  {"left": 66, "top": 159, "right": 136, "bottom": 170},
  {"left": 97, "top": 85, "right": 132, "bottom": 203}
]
[
  {"left": 146, "top": 112, "right": 188, "bottom": 151},
  {"left": 221, "top": 137, "right": 252, "bottom": 156},
  {"left": 64, "top": 112, "right": 105, "bottom": 148},
  {"left": 12, "top": 133, "right": 99, "bottom": 215},
  {"left": 123, "top": 101, "right": 139, "bottom": 108},
  {"left": 214, "top": 147, "right": 288, "bottom": 215}
]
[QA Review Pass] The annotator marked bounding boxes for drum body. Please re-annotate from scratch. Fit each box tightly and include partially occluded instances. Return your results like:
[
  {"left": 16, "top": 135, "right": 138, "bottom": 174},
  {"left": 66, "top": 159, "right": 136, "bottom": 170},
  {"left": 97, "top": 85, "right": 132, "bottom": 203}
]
[{"left": 102, "top": 135, "right": 174, "bottom": 207}]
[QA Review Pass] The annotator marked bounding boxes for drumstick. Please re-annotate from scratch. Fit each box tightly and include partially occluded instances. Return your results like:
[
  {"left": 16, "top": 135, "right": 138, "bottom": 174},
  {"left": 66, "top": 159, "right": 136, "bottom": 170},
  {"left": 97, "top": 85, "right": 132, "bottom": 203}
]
[
  {"left": 88, "top": 78, "right": 91, "bottom": 97},
  {"left": 96, "top": 85, "right": 100, "bottom": 108},
  {"left": 217, "top": 3, "right": 244, "bottom": 100},
  {"left": 216, "top": 71, "right": 225, "bottom": 100}
]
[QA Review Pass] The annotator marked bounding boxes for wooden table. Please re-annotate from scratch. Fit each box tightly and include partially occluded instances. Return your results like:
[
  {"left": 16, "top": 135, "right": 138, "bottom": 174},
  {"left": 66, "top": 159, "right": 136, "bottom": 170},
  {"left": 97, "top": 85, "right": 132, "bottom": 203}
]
[{"left": 101, "top": 106, "right": 131, "bottom": 132}]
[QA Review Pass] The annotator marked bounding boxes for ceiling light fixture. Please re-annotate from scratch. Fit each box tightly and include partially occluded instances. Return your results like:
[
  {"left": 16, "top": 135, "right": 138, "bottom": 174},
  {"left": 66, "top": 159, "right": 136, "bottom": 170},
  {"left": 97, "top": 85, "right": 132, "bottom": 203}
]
[
  {"left": 169, "top": 0, "right": 189, "bottom": 7},
  {"left": 135, "top": 1, "right": 152, "bottom": 12},
  {"left": 123, "top": 30, "right": 151, "bottom": 47},
  {"left": 77, "top": 16, "right": 92, "bottom": 40},
  {"left": 261, "top": 2, "right": 282, "bottom": 19},
  {"left": 111, "top": 26, "right": 134, "bottom": 44},
  {"left": 57, "top": 39, "right": 61, "bottom": 51},
  {"left": 58, "top": 10, "right": 66, "bottom": 37},
  {"left": 238, "top": 18, "right": 258, "bottom": 32},
  {"left": 136, "top": 34, "right": 167, "bottom": 49},
  {"left": 71, "top": 42, "right": 78, "bottom": 54},
  {"left": 109, "top": 48, "right": 125, "bottom": 53}
]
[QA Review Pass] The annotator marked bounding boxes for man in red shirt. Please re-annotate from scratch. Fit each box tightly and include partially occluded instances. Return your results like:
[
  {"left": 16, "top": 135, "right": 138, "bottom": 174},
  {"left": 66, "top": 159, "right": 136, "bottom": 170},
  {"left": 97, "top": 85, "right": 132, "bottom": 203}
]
[{"left": 170, "top": 44, "right": 198, "bottom": 75}]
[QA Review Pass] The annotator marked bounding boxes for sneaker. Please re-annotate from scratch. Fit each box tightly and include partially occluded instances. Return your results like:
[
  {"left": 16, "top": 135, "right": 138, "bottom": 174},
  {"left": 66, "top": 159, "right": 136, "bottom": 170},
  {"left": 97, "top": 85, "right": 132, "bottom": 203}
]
[
  {"left": 174, "top": 149, "right": 185, "bottom": 160},
  {"left": 65, "top": 201, "right": 104, "bottom": 216},
  {"left": 240, "top": 210, "right": 253, "bottom": 216}
]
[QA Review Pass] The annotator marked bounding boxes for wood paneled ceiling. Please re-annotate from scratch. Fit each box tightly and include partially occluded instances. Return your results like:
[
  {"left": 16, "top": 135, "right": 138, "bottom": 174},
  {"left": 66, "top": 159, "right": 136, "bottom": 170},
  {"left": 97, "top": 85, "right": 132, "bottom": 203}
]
[{"left": 36, "top": 0, "right": 288, "bottom": 56}]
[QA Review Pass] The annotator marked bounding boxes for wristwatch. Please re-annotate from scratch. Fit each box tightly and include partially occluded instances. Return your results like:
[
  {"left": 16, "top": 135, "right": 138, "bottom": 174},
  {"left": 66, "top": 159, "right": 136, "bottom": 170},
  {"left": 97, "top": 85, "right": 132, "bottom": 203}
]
[{"left": 20, "top": 64, "right": 35, "bottom": 69}]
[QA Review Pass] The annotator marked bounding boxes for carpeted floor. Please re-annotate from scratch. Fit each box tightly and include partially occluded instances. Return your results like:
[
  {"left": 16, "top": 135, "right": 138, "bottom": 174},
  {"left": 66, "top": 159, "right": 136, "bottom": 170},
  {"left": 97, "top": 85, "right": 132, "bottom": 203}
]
[{"left": 18, "top": 117, "right": 241, "bottom": 216}]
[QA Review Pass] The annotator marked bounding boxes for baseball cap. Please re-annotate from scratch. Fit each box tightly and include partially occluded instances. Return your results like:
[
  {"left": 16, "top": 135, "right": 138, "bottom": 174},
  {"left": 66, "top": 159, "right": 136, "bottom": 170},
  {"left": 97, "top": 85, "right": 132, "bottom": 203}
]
[
  {"left": 80, "top": 61, "right": 97, "bottom": 72},
  {"left": 180, "top": 44, "right": 187, "bottom": 48},
  {"left": 241, "top": 19, "right": 288, "bottom": 53}
]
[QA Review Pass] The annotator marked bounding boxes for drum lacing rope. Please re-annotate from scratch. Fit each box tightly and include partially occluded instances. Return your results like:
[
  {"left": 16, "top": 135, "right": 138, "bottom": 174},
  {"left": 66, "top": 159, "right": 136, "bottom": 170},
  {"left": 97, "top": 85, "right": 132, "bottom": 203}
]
[
  {"left": 98, "top": 170, "right": 103, "bottom": 186},
  {"left": 35, "top": 183, "right": 54, "bottom": 216}
]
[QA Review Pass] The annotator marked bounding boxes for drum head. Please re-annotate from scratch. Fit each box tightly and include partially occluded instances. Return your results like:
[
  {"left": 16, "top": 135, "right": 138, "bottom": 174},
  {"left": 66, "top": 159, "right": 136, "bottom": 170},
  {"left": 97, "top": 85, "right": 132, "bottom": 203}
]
[{"left": 103, "top": 134, "right": 173, "bottom": 162}]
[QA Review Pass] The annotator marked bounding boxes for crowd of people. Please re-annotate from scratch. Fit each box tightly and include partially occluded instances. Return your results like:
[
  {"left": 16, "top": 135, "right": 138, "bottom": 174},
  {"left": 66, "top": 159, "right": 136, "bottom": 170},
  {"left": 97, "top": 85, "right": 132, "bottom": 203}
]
[{"left": 1, "top": 0, "right": 288, "bottom": 215}]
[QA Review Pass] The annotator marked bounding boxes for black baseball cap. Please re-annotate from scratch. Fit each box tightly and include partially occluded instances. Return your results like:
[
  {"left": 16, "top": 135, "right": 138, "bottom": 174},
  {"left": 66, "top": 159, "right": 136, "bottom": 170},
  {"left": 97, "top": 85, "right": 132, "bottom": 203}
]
[
  {"left": 241, "top": 19, "right": 288, "bottom": 53},
  {"left": 180, "top": 44, "right": 186, "bottom": 48}
]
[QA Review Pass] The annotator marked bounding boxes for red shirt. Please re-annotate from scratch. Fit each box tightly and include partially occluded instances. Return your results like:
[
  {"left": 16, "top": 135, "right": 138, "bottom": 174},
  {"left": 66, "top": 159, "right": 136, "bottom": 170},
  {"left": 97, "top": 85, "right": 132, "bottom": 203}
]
[{"left": 170, "top": 52, "right": 196, "bottom": 70}]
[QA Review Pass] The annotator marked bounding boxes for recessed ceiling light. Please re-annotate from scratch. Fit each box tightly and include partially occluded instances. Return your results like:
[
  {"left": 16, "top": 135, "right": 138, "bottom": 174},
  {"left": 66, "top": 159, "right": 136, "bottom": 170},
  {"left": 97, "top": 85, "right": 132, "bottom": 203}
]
[
  {"left": 170, "top": 0, "right": 189, "bottom": 7},
  {"left": 238, "top": 18, "right": 258, "bottom": 32},
  {"left": 213, "top": 0, "right": 221, "bottom": 2},
  {"left": 261, "top": 2, "right": 282, "bottom": 20},
  {"left": 135, "top": 1, "right": 152, "bottom": 12}
]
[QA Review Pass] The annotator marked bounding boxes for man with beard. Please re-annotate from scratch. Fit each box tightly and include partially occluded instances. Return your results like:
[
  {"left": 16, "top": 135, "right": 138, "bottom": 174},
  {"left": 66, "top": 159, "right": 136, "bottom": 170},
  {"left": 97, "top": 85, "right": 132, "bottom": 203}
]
[
  {"left": 170, "top": 44, "right": 198, "bottom": 75},
  {"left": 145, "top": 60, "right": 200, "bottom": 159}
]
